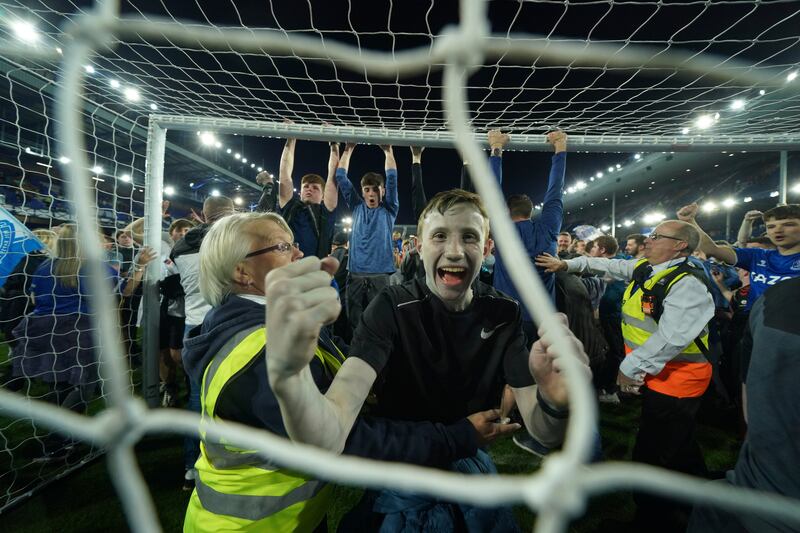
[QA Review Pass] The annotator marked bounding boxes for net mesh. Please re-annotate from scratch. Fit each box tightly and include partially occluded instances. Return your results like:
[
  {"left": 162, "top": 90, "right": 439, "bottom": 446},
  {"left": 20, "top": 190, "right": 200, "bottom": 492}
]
[
  {"left": 2, "top": 0, "right": 799, "bottom": 138},
  {"left": 0, "top": 58, "right": 146, "bottom": 510},
  {"left": 1, "top": 1, "right": 800, "bottom": 532}
]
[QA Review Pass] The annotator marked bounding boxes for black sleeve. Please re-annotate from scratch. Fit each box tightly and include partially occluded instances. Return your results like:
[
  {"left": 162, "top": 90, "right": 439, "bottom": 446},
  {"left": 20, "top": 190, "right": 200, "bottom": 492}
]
[
  {"left": 255, "top": 182, "right": 278, "bottom": 212},
  {"left": 342, "top": 415, "right": 478, "bottom": 467},
  {"left": 504, "top": 311, "right": 536, "bottom": 388},
  {"left": 348, "top": 289, "right": 398, "bottom": 374},
  {"left": 411, "top": 162, "right": 427, "bottom": 221},
  {"left": 460, "top": 163, "right": 475, "bottom": 193}
]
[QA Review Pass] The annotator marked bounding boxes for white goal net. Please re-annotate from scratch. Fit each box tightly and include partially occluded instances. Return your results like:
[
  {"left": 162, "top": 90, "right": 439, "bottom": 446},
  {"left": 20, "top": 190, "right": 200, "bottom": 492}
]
[{"left": 0, "top": 0, "right": 799, "bottom": 532}]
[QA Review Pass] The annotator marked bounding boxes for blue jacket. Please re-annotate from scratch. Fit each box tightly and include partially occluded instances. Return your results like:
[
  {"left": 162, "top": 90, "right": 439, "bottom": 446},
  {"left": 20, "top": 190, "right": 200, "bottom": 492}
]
[
  {"left": 182, "top": 294, "right": 477, "bottom": 467},
  {"left": 336, "top": 167, "right": 399, "bottom": 274},
  {"left": 492, "top": 152, "right": 566, "bottom": 321}
]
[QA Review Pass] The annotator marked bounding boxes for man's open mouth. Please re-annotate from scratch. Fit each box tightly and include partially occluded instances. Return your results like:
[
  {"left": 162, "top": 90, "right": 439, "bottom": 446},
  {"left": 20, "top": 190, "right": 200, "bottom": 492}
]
[{"left": 437, "top": 266, "right": 467, "bottom": 286}]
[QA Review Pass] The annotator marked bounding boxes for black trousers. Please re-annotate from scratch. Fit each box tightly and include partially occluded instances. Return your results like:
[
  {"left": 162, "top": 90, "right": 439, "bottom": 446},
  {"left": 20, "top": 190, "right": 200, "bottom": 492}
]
[
  {"left": 633, "top": 387, "right": 708, "bottom": 531},
  {"left": 346, "top": 273, "right": 390, "bottom": 334},
  {"left": 596, "top": 316, "right": 625, "bottom": 391}
]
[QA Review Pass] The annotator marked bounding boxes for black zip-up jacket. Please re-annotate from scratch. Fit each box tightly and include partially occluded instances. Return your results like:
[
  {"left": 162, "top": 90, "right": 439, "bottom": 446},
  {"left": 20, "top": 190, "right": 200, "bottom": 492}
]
[{"left": 183, "top": 294, "right": 479, "bottom": 467}]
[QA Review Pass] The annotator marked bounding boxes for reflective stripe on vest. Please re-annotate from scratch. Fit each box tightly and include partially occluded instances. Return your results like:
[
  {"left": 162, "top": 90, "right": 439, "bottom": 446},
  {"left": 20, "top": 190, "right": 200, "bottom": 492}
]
[
  {"left": 621, "top": 259, "right": 711, "bottom": 398},
  {"left": 185, "top": 326, "right": 341, "bottom": 532}
]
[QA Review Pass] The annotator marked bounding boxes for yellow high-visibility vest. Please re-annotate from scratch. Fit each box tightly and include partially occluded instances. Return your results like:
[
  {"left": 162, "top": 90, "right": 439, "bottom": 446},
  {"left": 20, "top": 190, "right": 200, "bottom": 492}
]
[
  {"left": 184, "top": 326, "right": 343, "bottom": 532},
  {"left": 621, "top": 258, "right": 711, "bottom": 398}
]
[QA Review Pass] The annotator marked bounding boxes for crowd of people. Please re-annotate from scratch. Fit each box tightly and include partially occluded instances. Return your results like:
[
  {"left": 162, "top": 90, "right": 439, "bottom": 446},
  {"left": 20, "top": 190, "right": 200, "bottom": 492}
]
[{"left": 1, "top": 129, "right": 798, "bottom": 532}]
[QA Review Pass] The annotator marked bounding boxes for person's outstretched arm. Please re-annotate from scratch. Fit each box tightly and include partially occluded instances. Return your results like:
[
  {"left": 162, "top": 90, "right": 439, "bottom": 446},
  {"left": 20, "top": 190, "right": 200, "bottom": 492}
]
[
  {"left": 410, "top": 146, "right": 427, "bottom": 220},
  {"left": 323, "top": 142, "right": 339, "bottom": 212},
  {"left": 677, "top": 203, "right": 738, "bottom": 265},
  {"left": 335, "top": 143, "right": 360, "bottom": 210},
  {"left": 266, "top": 256, "right": 376, "bottom": 453},
  {"left": 538, "top": 131, "right": 567, "bottom": 236},
  {"left": 278, "top": 137, "right": 296, "bottom": 209},
  {"left": 736, "top": 210, "right": 762, "bottom": 246},
  {"left": 382, "top": 145, "right": 399, "bottom": 216}
]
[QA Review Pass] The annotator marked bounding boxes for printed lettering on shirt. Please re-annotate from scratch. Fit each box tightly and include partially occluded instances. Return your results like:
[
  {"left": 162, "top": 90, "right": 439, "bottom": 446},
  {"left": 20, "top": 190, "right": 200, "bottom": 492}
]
[{"left": 750, "top": 273, "right": 793, "bottom": 286}]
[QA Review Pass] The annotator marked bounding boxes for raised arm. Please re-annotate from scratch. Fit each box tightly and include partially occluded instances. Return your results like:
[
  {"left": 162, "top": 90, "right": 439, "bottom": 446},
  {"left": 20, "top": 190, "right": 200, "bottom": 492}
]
[
  {"left": 278, "top": 137, "right": 296, "bottom": 208},
  {"left": 538, "top": 131, "right": 567, "bottom": 234},
  {"left": 255, "top": 171, "right": 278, "bottom": 212},
  {"left": 535, "top": 253, "right": 636, "bottom": 282},
  {"left": 335, "top": 143, "right": 360, "bottom": 209},
  {"left": 121, "top": 246, "right": 156, "bottom": 297},
  {"left": 410, "top": 146, "right": 427, "bottom": 220},
  {"left": 677, "top": 203, "right": 738, "bottom": 265},
  {"left": 266, "top": 256, "right": 375, "bottom": 453},
  {"left": 323, "top": 142, "right": 339, "bottom": 212},
  {"left": 736, "top": 210, "right": 762, "bottom": 246},
  {"left": 382, "top": 145, "right": 399, "bottom": 216}
]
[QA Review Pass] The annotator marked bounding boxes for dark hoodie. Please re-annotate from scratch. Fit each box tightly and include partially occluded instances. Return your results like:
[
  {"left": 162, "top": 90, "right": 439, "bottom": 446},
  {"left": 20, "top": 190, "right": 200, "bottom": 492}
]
[{"left": 183, "top": 294, "right": 478, "bottom": 467}]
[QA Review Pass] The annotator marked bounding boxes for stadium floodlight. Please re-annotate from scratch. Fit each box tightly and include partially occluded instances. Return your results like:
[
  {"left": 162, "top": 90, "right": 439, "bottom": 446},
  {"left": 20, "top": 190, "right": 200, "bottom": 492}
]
[
  {"left": 788, "top": 71, "right": 798, "bottom": 82},
  {"left": 55, "top": 46, "right": 62, "bottom": 54},
  {"left": 744, "top": 196, "right": 753, "bottom": 203},
  {"left": 642, "top": 212, "right": 666, "bottom": 224},
  {"left": 759, "top": 89, "right": 766, "bottom": 95},
  {"left": 343, "top": 217, "right": 353, "bottom": 225},
  {"left": 722, "top": 197, "right": 736, "bottom": 208},
  {"left": 163, "top": 185, "right": 175, "bottom": 196},
  {"left": 91, "top": 165, "right": 103, "bottom": 174},
  {"left": 234, "top": 152, "right": 241, "bottom": 159},
  {"left": 600, "top": 224, "right": 611, "bottom": 231},
  {"left": 595, "top": 172, "right": 603, "bottom": 178},
  {"left": 214, "top": 141, "right": 222, "bottom": 148},
  {"left": 199, "top": 131, "right": 216, "bottom": 146},
  {"left": 681, "top": 127, "right": 690, "bottom": 135},
  {"left": 566, "top": 186, "right": 575, "bottom": 194},
  {"left": 250, "top": 163, "right": 255, "bottom": 168},
  {"left": 695, "top": 114, "right": 714, "bottom": 129},
  {"left": 11, "top": 20, "right": 40, "bottom": 44},
  {"left": 84, "top": 65, "right": 95, "bottom": 74},
  {"left": 702, "top": 201, "right": 718, "bottom": 212},
  {"left": 242, "top": 158, "right": 248, "bottom": 163},
  {"left": 123, "top": 87, "right": 141, "bottom": 102},
  {"left": 792, "top": 183, "right": 800, "bottom": 194},
  {"left": 119, "top": 173, "right": 131, "bottom": 183},
  {"left": 770, "top": 191, "right": 780, "bottom": 197},
  {"left": 109, "top": 79, "right": 120, "bottom": 89},
  {"left": 257, "top": 167, "right": 263, "bottom": 172},
  {"left": 58, "top": 156, "right": 70, "bottom": 164},
  {"left": 576, "top": 181, "right": 586, "bottom": 190},
  {"left": 730, "top": 99, "right": 746, "bottom": 110},
  {"left": 234, "top": 196, "right": 243, "bottom": 205},
  {"left": 607, "top": 166, "right": 614, "bottom": 172},
  {"left": 211, "top": 189, "right": 220, "bottom": 197},
  {"left": 226, "top": 148, "right": 232, "bottom": 154},
  {"left": 623, "top": 219, "right": 635, "bottom": 227},
  {"left": 634, "top": 153, "right": 641, "bottom": 160},
  {"left": 615, "top": 163, "right": 621, "bottom": 169}
]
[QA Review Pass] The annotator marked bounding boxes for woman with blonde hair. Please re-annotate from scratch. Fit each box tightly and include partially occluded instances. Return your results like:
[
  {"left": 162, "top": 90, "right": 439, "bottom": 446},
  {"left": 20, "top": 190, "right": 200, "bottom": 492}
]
[{"left": 11, "top": 224, "right": 155, "bottom": 457}]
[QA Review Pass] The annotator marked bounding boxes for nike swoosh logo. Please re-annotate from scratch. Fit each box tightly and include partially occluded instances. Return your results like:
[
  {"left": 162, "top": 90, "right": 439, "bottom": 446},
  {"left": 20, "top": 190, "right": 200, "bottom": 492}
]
[{"left": 480, "top": 322, "right": 508, "bottom": 339}]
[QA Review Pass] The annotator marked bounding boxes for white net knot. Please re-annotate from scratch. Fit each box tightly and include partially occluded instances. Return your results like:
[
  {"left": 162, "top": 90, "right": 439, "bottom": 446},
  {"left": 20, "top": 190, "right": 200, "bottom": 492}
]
[
  {"left": 434, "top": 25, "right": 486, "bottom": 72},
  {"left": 522, "top": 453, "right": 586, "bottom": 520}
]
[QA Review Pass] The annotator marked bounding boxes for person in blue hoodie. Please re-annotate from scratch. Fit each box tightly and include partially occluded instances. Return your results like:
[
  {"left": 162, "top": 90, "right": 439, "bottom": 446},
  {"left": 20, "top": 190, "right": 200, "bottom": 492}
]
[
  {"left": 487, "top": 129, "right": 567, "bottom": 344},
  {"left": 335, "top": 144, "right": 399, "bottom": 336},
  {"left": 182, "top": 211, "right": 514, "bottom": 533}
]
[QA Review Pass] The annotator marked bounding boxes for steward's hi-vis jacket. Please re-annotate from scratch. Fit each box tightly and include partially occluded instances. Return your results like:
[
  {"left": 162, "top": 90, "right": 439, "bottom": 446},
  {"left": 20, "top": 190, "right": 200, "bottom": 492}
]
[
  {"left": 181, "top": 295, "right": 479, "bottom": 532},
  {"left": 621, "top": 259, "right": 712, "bottom": 398}
]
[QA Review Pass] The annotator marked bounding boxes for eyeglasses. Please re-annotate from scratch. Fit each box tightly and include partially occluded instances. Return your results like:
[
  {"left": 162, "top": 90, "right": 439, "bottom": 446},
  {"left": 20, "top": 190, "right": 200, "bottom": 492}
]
[
  {"left": 245, "top": 242, "right": 299, "bottom": 258},
  {"left": 647, "top": 233, "right": 685, "bottom": 243}
]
